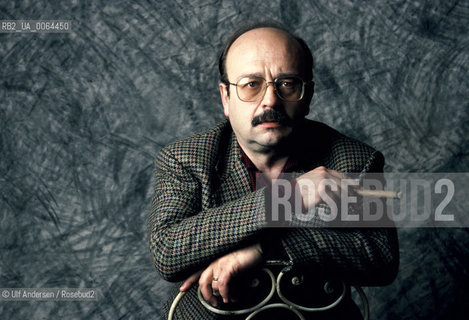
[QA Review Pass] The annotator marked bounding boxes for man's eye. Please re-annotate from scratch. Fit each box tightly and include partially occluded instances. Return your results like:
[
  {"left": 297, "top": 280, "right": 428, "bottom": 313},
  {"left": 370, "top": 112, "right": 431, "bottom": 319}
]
[
  {"left": 279, "top": 79, "right": 298, "bottom": 87},
  {"left": 243, "top": 81, "right": 261, "bottom": 89},
  {"left": 280, "top": 81, "right": 293, "bottom": 87}
]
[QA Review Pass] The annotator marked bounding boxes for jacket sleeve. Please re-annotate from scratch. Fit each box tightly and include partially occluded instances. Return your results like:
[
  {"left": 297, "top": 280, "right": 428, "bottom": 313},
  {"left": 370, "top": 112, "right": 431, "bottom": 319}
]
[
  {"left": 277, "top": 150, "right": 399, "bottom": 286},
  {"left": 148, "top": 146, "right": 266, "bottom": 282}
]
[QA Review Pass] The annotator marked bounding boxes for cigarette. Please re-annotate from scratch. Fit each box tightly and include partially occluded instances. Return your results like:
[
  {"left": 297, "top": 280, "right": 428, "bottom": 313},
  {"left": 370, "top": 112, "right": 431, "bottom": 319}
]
[{"left": 356, "top": 189, "right": 400, "bottom": 199}]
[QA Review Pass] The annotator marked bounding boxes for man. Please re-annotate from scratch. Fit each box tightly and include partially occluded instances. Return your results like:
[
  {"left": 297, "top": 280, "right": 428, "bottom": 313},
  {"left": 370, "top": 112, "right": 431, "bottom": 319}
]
[{"left": 149, "top": 22, "right": 399, "bottom": 319}]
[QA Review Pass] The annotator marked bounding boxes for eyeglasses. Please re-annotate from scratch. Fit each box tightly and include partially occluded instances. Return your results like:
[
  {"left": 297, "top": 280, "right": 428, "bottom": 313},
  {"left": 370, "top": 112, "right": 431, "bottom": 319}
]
[{"left": 227, "top": 76, "right": 311, "bottom": 102}]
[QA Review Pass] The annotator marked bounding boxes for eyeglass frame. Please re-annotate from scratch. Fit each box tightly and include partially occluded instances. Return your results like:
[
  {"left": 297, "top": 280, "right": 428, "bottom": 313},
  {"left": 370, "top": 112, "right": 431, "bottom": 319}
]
[{"left": 223, "top": 76, "right": 313, "bottom": 102}]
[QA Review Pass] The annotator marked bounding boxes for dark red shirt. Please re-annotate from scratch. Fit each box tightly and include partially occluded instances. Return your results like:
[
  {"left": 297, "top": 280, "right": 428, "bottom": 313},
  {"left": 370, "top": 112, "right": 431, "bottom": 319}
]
[{"left": 239, "top": 145, "right": 298, "bottom": 191}]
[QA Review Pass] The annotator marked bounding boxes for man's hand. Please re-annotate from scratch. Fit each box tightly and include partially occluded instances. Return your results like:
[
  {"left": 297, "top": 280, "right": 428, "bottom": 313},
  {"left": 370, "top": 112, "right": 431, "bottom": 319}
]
[
  {"left": 296, "top": 166, "right": 347, "bottom": 210},
  {"left": 179, "top": 243, "right": 263, "bottom": 306}
]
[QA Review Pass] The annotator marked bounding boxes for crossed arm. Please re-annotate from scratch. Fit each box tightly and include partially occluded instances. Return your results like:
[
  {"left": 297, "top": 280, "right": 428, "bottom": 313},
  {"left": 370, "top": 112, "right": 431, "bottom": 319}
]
[{"left": 149, "top": 147, "right": 399, "bottom": 305}]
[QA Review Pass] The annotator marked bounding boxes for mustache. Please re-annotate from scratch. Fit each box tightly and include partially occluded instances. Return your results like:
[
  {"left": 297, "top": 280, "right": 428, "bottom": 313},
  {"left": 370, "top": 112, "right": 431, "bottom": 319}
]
[{"left": 251, "top": 109, "right": 292, "bottom": 127}]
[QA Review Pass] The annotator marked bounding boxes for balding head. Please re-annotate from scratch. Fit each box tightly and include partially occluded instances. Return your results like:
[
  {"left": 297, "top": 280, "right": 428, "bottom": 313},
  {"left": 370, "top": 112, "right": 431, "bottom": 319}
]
[
  {"left": 218, "top": 22, "right": 313, "bottom": 87},
  {"left": 226, "top": 28, "right": 305, "bottom": 84}
]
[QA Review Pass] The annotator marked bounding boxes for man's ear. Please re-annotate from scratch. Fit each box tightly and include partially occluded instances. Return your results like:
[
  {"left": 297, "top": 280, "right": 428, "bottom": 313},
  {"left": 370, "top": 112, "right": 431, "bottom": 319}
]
[{"left": 219, "top": 82, "right": 230, "bottom": 117}]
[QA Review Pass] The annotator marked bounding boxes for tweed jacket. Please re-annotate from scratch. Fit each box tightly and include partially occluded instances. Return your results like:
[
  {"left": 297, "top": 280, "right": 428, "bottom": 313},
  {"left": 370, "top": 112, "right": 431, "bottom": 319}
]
[{"left": 149, "top": 119, "right": 399, "bottom": 319}]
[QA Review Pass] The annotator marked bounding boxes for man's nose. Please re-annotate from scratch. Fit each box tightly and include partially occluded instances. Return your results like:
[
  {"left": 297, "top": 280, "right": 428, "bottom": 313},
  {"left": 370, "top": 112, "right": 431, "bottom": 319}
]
[{"left": 260, "top": 82, "right": 279, "bottom": 107}]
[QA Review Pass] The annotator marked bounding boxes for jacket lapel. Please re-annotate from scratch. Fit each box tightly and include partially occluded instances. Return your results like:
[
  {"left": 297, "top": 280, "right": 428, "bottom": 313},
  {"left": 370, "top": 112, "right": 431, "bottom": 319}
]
[{"left": 213, "top": 130, "right": 252, "bottom": 203}]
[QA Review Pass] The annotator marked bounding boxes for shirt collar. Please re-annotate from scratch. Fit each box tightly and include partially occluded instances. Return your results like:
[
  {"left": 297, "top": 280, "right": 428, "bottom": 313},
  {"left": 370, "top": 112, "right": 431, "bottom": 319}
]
[{"left": 238, "top": 144, "right": 299, "bottom": 173}]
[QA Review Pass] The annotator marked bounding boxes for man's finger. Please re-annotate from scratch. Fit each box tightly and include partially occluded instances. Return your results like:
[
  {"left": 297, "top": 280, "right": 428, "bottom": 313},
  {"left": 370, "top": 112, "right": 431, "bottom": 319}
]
[
  {"left": 199, "top": 268, "right": 218, "bottom": 306},
  {"left": 179, "top": 270, "right": 202, "bottom": 292},
  {"left": 216, "top": 273, "right": 231, "bottom": 304}
]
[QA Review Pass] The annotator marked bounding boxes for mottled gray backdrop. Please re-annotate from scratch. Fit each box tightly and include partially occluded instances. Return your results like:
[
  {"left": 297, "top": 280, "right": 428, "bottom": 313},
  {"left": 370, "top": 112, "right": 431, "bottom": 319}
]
[{"left": 1, "top": 1, "right": 468, "bottom": 319}]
